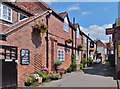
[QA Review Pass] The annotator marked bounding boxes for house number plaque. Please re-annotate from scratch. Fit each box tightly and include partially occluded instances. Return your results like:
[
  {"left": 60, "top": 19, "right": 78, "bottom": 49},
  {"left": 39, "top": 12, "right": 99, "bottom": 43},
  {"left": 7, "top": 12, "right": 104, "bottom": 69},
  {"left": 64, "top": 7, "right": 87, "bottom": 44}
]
[{"left": 20, "top": 49, "right": 30, "bottom": 65}]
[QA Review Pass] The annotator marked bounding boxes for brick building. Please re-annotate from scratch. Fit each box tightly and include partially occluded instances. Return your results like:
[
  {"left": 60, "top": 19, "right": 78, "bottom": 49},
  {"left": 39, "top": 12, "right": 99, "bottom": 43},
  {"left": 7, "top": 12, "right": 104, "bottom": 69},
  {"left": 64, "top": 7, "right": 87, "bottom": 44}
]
[
  {"left": 106, "top": 18, "right": 120, "bottom": 78},
  {"left": 0, "top": 2, "right": 95, "bottom": 87},
  {"left": 95, "top": 40, "right": 106, "bottom": 62}
]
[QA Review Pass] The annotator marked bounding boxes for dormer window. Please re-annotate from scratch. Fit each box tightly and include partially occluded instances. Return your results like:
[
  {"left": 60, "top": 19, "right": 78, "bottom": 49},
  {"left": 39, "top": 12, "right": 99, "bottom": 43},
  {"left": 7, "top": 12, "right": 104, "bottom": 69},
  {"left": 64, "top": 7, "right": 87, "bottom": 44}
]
[
  {"left": 0, "top": 3, "right": 12, "bottom": 22},
  {"left": 19, "top": 13, "right": 27, "bottom": 21},
  {"left": 64, "top": 17, "right": 69, "bottom": 32}
]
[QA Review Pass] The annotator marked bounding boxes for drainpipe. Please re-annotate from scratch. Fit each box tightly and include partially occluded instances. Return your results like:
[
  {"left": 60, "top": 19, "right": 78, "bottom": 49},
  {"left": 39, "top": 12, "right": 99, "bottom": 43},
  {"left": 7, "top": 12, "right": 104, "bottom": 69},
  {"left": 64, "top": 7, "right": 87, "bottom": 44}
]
[
  {"left": 72, "top": 18, "right": 74, "bottom": 54},
  {"left": 46, "top": 10, "right": 52, "bottom": 68},
  {"left": 73, "top": 18, "right": 76, "bottom": 54}
]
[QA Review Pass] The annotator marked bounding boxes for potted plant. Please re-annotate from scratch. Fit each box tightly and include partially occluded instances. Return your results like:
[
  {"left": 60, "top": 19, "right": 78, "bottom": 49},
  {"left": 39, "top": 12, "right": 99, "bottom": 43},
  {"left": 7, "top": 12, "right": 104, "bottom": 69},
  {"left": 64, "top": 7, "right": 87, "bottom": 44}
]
[
  {"left": 66, "top": 67, "right": 72, "bottom": 73},
  {"left": 54, "top": 60, "right": 62, "bottom": 72},
  {"left": 51, "top": 73, "right": 61, "bottom": 80},
  {"left": 71, "top": 54, "right": 77, "bottom": 71},
  {"left": 60, "top": 68, "right": 66, "bottom": 74},
  {"left": 65, "top": 38, "right": 73, "bottom": 44},
  {"left": 87, "top": 57, "right": 93, "bottom": 67},
  {"left": 34, "top": 71, "right": 43, "bottom": 83},
  {"left": 32, "top": 21, "right": 48, "bottom": 36},
  {"left": 80, "top": 64, "right": 84, "bottom": 70},
  {"left": 42, "top": 74, "right": 51, "bottom": 82},
  {"left": 25, "top": 76, "right": 35, "bottom": 86},
  {"left": 78, "top": 44, "right": 83, "bottom": 50},
  {"left": 81, "top": 58, "right": 87, "bottom": 68}
]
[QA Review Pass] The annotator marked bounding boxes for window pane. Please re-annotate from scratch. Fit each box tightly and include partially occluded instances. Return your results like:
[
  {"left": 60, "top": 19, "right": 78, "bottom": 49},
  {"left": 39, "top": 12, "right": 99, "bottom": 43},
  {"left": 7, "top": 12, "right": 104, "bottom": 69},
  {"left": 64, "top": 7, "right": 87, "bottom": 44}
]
[
  {"left": 3, "top": 10, "right": 7, "bottom": 15},
  {"left": 3, "top": 15, "right": 7, "bottom": 19},
  {"left": 20, "top": 13, "right": 27, "bottom": 20},
  {"left": 3, "top": 6, "right": 7, "bottom": 10},
  {"left": 2, "top": 5, "right": 12, "bottom": 21},
  {"left": 64, "top": 22, "right": 68, "bottom": 32},
  {"left": 8, "top": 16, "right": 11, "bottom": 20}
]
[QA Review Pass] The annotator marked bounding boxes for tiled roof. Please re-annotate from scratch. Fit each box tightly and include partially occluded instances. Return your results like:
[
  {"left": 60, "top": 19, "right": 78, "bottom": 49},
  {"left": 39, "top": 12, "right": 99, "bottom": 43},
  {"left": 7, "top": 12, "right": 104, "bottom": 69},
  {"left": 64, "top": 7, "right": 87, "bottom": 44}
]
[
  {"left": 5, "top": 2, "right": 34, "bottom": 15},
  {"left": 4, "top": 2, "right": 79, "bottom": 35},
  {"left": 5, "top": 11, "right": 48, "bottom": 35}
]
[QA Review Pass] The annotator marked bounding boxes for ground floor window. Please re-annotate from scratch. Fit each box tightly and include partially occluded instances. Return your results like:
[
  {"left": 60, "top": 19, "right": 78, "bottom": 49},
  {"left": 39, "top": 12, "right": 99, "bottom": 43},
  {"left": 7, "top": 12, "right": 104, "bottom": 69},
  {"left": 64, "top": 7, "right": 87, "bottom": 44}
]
[{"left": 57, "top": 49, "right": 65, "bottom": 61}]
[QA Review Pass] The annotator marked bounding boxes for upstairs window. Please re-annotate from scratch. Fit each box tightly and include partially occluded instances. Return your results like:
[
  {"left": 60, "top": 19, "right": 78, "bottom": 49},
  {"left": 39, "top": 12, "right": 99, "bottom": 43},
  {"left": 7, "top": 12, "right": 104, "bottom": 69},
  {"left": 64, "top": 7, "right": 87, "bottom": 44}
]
[
  {"left": 19, "top": 13, "right": 27, "bottom": 21},
  {"left": 64, "top": 17, "right": 69, "bottom": 32},
  {"left": 0, "top": 3, "right": 12, "bottom": 22}
]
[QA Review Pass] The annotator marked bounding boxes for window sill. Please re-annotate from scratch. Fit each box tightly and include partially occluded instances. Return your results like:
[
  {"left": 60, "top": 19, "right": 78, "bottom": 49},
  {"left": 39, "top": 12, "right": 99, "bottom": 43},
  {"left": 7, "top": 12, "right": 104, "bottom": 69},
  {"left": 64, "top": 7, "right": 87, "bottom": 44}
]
[{"left": 0, "top": 18, "right": 13, "bottom": 24}]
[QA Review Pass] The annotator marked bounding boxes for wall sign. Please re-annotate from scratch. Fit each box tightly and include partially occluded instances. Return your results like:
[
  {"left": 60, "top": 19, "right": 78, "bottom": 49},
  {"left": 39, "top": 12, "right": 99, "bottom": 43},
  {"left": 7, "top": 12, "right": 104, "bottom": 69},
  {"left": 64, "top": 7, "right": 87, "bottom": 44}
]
[
  {"left": 90, "top": 41, "right": 94, "bottom": 48},
  {"left": 118, "top": 41, "right": 120, "bottom": 58},
  {"left": 20, "top": 49, "right": 30, "bottom": 65},
  {"left": 106, "top": 28, "right": 114, "bottom": 35}
]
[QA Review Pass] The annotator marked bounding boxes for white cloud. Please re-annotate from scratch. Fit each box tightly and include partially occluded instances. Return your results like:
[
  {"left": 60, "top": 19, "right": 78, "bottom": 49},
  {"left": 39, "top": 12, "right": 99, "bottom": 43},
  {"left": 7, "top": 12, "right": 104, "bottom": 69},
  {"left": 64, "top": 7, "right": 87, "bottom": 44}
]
[
  {"left": 80, "top": 24, "right": 112, "bottom": 43},
  {"left": 66, "top": 4, "right": 80, "bottom": 11},
  {"left": 81, "top": 11, "right": 92, "bottom": 15}
]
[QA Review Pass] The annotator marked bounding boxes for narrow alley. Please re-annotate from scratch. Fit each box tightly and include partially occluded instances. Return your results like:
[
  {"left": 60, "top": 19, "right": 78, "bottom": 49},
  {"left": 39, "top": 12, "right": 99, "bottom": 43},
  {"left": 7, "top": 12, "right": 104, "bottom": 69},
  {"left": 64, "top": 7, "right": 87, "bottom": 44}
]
[{"left": 38, "top": 62, "right": 117, "bottom": 88}]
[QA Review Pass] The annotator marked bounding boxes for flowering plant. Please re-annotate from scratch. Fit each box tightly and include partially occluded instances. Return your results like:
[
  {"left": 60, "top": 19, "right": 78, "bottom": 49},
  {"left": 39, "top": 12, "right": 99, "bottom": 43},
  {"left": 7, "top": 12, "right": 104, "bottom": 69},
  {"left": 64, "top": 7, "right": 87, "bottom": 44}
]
[
  {"left": 78, "top": 44, "right": 83, "bottom": 50},
  {"left": 32, "top": 21, "right": 48, "bottom": 35},
  {"left": 65, "top": 38, "right": 73, "bottom": 44}
]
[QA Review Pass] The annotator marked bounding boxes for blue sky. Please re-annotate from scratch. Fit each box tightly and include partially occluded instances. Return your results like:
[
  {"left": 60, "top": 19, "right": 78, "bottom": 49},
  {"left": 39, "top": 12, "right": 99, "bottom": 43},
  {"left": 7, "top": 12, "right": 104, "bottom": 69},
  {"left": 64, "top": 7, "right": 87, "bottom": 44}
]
[{"left": 48, "top": 2, "right": 118, "bottom": 42}]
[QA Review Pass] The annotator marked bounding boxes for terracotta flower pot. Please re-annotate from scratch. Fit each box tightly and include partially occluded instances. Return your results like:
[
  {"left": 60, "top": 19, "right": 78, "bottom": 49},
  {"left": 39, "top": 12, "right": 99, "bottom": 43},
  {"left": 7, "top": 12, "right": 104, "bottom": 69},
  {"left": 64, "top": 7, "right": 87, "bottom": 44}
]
[{"left": 38, "top": 77, "right": 43, "bottom": 84}]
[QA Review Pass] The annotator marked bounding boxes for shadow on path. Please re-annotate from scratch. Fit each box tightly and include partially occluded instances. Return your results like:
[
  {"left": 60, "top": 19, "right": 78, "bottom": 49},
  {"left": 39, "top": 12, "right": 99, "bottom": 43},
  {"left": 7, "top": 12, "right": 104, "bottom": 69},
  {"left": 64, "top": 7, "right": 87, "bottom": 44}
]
[{"left": 83, "top": 62, "right": 116, "bottom": 80}]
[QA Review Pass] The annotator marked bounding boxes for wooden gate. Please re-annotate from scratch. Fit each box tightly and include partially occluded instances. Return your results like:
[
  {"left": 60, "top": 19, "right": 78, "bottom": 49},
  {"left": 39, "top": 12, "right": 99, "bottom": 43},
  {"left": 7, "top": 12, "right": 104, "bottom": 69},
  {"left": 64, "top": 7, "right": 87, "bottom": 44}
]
[{"left": 0, "top": 45, "right": 17, "bottom": 89}]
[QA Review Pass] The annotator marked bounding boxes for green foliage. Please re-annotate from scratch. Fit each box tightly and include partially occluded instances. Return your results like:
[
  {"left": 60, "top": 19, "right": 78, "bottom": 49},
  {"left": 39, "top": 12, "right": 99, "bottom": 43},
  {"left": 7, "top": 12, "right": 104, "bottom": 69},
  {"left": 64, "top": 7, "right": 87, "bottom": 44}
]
[
  {"left": 87, "top": 57, "right": 93, "bottom": 63},
  {"left": 34, "top": 71, "right": 43, "bottom": 77},
  {"left": 42, "top": 74, "right": 51, "bottom": 82},
  {"left": 78, "top": 44, "right": 83, "bottom": 49},
  {"left": 51, "top": 73, "right": 61, "bottom": 80},
  {"left": 54, "top": 60, "right": 62, "bottom": 66},
  {"left": 80, "top": 64, "right": 84, "bottom": 70},
  {"left": 66, "top": 38, "right": 73, "bottom": 43},
  {"left": 81, "top": 58, "right": 87, "bottom": 65},
  {"left": 71, "top": 54, "right": 77, "bottom": 70},
  {"left": 25, "top": 76, "right": 35, "bottom": 86},
  {"left": 66, "top": 67, "right": 72, "bottom": 73}
]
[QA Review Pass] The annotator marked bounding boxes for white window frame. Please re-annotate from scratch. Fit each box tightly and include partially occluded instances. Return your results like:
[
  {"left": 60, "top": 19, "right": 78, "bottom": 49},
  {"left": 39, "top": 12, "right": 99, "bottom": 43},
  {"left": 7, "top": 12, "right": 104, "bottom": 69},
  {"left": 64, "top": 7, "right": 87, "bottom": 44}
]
[
  {"left": 64, "top": 17, "right": 69, "bottom": 32},
  {"left": 0, "top": 3, "right": 12, "bottom": 22},
  {"left": 57, "top": 49, "right": 65, "bottom": 61}
]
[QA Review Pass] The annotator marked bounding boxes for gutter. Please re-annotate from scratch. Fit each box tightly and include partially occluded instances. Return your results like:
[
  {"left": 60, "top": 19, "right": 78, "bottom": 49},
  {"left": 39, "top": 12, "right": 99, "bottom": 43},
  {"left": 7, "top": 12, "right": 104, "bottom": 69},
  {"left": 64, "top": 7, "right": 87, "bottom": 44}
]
[{"left": 5, "top": 10, "right": 49, "bottom": 36}]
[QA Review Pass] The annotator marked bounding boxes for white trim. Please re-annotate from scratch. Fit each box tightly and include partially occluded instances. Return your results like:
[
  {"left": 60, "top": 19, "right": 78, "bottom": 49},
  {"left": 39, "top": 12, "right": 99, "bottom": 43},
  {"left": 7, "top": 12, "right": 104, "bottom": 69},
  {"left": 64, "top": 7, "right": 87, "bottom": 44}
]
[
  {"left": 5, "top": 59, "right": 13, "bottom": 62},
  {"left": 57, "top": 49, "right": 65, "bottom": 61}
]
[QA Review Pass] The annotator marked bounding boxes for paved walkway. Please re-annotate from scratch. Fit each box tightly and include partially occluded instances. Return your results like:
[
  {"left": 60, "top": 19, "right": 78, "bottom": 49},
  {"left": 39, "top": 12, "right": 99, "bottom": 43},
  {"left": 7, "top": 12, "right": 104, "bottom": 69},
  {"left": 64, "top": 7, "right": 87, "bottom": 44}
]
[{"left": 38, "top": 62, "right": 117, "bottom": 88}]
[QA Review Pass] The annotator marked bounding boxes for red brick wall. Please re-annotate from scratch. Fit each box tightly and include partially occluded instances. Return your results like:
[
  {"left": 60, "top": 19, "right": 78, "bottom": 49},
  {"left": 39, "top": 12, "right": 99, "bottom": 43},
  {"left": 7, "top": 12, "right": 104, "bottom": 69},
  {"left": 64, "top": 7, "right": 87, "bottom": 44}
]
[
  {"left": 12, "top": 10, "right": 18, "bottom": 22},
  {"left": 6, "top": 14, "right": 47, "bottom": 86},
  {"left": 15, "top": 2, "right": 47, "bottom": 14},
  {"left": 3, "top": 2, "right": 83, "bottom": 86},
  {"left": 48, "top": 15, "right": 72, "bottom": 70}
]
